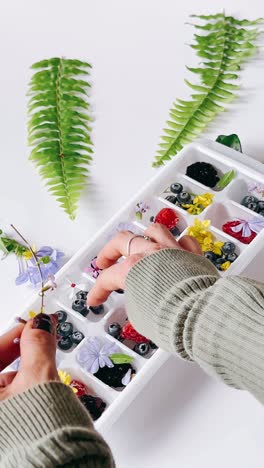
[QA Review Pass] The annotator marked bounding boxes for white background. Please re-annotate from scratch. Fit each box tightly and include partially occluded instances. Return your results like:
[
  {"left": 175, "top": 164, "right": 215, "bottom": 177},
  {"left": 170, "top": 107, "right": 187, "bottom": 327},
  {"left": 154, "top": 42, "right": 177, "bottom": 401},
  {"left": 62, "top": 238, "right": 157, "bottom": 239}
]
[{"left": 0, "top": 1, "right": 264, "bottom": 467}]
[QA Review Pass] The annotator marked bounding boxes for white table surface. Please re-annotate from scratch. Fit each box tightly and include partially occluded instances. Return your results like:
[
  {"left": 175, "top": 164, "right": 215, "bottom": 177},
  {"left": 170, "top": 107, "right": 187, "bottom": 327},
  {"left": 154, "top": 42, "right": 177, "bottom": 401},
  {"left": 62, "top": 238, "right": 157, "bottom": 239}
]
[{"left": 0, "top": 1, "right": 264, "bottom": 466}]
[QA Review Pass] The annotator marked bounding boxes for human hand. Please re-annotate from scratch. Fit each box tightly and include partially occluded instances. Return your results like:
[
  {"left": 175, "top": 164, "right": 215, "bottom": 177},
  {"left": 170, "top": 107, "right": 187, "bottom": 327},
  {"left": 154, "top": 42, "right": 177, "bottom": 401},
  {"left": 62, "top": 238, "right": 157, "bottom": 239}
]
[
  {"left": 87, "top": 223, "right": 202, "bottom": 306},
  {"left": 0, "top": 314, "right": 59, "bottom": 401}
]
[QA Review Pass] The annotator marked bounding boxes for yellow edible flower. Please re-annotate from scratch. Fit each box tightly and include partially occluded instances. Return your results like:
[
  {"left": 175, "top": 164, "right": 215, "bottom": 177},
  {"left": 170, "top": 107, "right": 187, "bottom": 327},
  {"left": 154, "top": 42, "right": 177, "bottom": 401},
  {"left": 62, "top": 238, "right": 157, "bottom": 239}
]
[
  {"left": 212, "top": 241, "right": 225, "bottom": 256},
  {"left": 220, "top": 261, "right": 231, "bottom": 271},
  {"left": 23, "top": 245, "right": 37, "bottom": 260},
  {"left": 29, "top": 310, "right": 37, "bottom": 318},
  {"left": 187, "top": 219, "right": 224, "bottom": 255},
  {"left": 58, "top": 370, "right": 78, "bottom": 394},
  {"left": 23, "top": 250, "right": 33, "bottom": 260},
  {"left": 193, "top": 193, "right": 214, "bottom": 208}
]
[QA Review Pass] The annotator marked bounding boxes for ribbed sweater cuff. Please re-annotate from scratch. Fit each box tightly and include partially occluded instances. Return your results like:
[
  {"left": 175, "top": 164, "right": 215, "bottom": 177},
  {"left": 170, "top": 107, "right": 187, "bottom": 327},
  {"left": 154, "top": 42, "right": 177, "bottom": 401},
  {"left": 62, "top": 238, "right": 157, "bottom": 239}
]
[
  {"left": 0, "top": 382, "right": 93, "bottom": 451},
  {"left": 125, "top": 249, "right": 219, "bottom": 357}
]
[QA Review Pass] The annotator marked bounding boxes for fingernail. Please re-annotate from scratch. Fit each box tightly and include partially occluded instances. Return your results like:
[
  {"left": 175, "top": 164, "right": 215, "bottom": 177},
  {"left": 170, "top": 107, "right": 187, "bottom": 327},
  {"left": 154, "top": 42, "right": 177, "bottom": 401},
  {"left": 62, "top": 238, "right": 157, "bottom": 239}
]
[
  {"left": 15, "top": 316, "right": 27, "bottom": 324},
  {"left": 32, "top": 313, "right": 53, "bottom": 334}
]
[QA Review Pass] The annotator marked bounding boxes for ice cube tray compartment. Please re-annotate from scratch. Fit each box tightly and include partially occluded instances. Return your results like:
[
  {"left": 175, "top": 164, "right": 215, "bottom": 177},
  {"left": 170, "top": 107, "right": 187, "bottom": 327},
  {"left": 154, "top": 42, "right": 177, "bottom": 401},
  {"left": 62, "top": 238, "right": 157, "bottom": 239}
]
[
  {"left": 173, "top": 145, "right": 237, "bottom": 191},
  {"left": 227, "top": 175, "right": 264, "bottom": 205},
  {"left": 205, "top": 201, "right": 263, "bottom": 238},
  {"left": 103, "top": 307, "right": 157, "bottom": 359},
  {"left": 4, "top": 140, "right": 264, "bottom": 433}
]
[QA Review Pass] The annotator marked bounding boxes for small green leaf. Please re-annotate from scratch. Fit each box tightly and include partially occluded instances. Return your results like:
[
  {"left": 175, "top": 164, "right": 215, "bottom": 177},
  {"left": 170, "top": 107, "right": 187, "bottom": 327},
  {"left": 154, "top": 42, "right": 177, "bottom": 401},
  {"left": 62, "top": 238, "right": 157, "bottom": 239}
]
[
  {"left": 216, "top": 134, "right": 242, "bottom": 152},
  {"left": 136, "top": 211, "right": 142, "bottom": 220},
  {"left": 0, "top": 236, "right": 8, "bottom": 256},
  {"left": 109, "top": 353, "right": 134, "bottom": 365},
  {"left": 41, "top": 255, "right": 51, "bottom": 264},
  {"left": 216, "top": 170, "right": 236, "bottom": 189}
]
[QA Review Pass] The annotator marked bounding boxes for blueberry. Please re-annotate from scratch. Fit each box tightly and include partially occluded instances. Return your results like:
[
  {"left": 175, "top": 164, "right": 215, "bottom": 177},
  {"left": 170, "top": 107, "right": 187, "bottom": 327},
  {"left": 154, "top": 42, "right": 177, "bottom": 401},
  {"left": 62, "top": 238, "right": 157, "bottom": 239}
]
[
  {"left": 55, "top": 310, "right": 67, "bottom": 323},
  {"left": 57, "top": 335, "right": 73, "bottom": 351},
  {"left": 57, "top": 321, "right": 73, "bottom": 337},
  {"left": 149, "top": 216, "right": 155, "bottom": 223},
  {"left": 214, "top": 258, "right": 226, "bottom": 270},
  {"left": 170, "top": 226, "right": 181, "bottom": 237},
  {"left": 165, "top": 195, "right": 177, "bottom": 204},
  {"left": 89, "top": 305, "right": 105, "bottom": 315},
  {"left": 177, "top": 191, "right": 191, "bottom": 203},
  {"left": 149, "top": 341, "right": 158, "bottom": 349},
  {"left": 204, "top": 251, "right": 217, "bottom": 262},
  {"left": 108, "top": 322, "right": 121, "bottom": 338},
  {"left": 134, "top": 342, "right": 150, "bottom": 356},
  {"left": 72, "top": 299, "right": 89, "bottom": 317},
  {"left": 71, "top": 330, "right": 85, "bottom": 345},
  {"left": 241, "top": 195, "right": 258, "bottom": 206},
  {"left": 170, "top": 183, "right": 183, "bottom": 194},
  {"left": 76, "top": 290, "right": 88, "bottom": 301},
  {"left": 257, "top": 201, "right": 264, "bottom": 212},
  {"left": 227, "top": 252, "right": 238, "bottom": 262},
  {"left": 115, "top": 289, "right": 124, "bottom": 294},
  {"left": 221, "top": 242, "right": 236, "bottom": 255},
  {"left": 246, "top": 202, "right": 258, "bottom": 212}
]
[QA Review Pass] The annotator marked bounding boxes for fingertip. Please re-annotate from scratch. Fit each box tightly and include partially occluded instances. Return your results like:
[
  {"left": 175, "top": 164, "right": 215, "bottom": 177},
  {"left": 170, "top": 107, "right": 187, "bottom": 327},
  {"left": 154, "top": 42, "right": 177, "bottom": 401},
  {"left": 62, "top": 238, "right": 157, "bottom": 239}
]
[{"left": 179, "top": 235, "right": 202, "bottom": 255}]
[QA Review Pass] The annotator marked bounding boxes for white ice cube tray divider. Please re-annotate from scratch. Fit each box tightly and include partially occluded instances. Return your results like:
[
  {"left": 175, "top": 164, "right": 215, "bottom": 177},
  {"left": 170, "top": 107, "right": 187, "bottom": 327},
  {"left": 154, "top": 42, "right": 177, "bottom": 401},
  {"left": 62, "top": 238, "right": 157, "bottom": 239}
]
[{"left": 4, "top": 139, "right": 264, "bottom": 433}]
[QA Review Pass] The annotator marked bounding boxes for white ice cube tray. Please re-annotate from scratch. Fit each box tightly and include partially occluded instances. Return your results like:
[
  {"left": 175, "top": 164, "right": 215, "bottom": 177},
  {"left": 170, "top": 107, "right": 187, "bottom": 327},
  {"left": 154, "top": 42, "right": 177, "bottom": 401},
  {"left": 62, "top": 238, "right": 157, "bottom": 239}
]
[{"left": 5, "top": 139, "right": 264, "bottom": 433}]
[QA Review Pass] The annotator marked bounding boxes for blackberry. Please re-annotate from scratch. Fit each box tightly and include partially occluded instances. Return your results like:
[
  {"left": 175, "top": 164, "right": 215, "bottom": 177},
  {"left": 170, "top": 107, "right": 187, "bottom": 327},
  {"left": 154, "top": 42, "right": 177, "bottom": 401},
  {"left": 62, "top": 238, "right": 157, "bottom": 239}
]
[
  {"left": 79, "top": 394, "right": 106, "bottom": 421},
  {"left": 186, "top": 162, "right": 219, "bottom": 188},
  {"left": 94, "top": 363, "right": 135, "bottom": 388}
]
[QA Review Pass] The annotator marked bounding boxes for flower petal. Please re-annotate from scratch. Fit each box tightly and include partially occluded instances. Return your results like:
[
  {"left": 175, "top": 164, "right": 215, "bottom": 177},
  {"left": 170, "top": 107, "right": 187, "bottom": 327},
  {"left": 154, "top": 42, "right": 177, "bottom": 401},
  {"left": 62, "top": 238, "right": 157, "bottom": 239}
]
[{"left": 121, "top": 368, "right": 132, "bottom": 386}]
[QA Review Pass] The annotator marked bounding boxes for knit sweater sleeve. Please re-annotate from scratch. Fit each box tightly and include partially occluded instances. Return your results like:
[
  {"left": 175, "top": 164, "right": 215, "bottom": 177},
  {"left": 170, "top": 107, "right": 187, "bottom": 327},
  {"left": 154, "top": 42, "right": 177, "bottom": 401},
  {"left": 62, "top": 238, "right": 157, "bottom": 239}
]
[
  {"left": 125, "top": 248, "right": 264, "bottom": 403},
  {"left": 0, "top": 382, "right": 114, "bottom": 468}
]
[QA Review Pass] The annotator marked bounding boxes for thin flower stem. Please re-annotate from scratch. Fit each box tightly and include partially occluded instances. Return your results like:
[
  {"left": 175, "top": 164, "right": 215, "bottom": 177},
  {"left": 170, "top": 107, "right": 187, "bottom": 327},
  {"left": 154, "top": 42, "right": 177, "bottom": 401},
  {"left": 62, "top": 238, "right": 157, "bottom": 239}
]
[{"left": 10, "top": 224, "right": 45, "bottom": 313}]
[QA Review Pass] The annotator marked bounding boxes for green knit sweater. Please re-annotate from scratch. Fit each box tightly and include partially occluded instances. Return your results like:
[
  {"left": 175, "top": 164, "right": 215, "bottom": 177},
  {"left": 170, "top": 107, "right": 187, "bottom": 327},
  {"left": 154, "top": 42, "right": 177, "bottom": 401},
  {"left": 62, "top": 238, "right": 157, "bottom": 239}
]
[{"left": 1, "top": 249, "right": 264, "bottom": 466}]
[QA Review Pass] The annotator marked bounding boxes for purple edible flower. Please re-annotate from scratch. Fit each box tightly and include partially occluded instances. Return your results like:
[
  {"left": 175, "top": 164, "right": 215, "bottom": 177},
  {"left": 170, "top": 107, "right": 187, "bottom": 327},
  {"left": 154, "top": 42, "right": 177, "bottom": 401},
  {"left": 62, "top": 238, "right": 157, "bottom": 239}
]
[
  {"left": 15, "top": 246, "right": 64, "bottom": 287},
  {"left": 231, "top": 218, "right": 264, "bottom": 237},
  {"left": 77, "top": 337, "right": 119, "bottom": 374}
]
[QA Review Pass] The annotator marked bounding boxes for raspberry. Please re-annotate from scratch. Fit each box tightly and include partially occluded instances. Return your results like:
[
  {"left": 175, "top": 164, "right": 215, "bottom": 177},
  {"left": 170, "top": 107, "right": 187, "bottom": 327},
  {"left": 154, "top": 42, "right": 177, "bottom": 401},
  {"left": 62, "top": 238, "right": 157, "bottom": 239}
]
[
  {"left": 154, "top": 208, "right": 179, "bottom": 229},
  {"left": 222, "top": 220, "right": 256, "bottom": 244},
  {"left": 121, "top": 322, "right": 149, "bottom": 343},
  {"left": 70, "top": 379, "right": 87, "bottom": 397}
]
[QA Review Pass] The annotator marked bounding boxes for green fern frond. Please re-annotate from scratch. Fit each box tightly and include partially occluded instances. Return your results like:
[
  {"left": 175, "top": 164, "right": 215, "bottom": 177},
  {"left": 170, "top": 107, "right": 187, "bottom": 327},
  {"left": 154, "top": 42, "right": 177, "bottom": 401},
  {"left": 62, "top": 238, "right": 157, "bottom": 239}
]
[
  {"left": 28, "top": 57, "right": 93, "bottom": 219},
  {"left": 153, "top": 13, "right": 263, "bottom": 167}
]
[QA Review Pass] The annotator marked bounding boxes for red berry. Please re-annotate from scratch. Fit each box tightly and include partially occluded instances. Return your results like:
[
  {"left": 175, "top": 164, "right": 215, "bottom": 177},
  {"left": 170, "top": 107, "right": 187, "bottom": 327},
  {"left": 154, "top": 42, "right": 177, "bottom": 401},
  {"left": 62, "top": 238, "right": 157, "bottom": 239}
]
[
  {"left": 222, "top": 221, "right": 256, "bottom": 245},
  {"left": 154, "top": 208, "right": 179, "bottom": 229},
  {"left": 70, "top": 379, "right": 87, "bottom": 397},
  {"left": 121, "top": 322, "right": 149, "bottom": 343}
]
